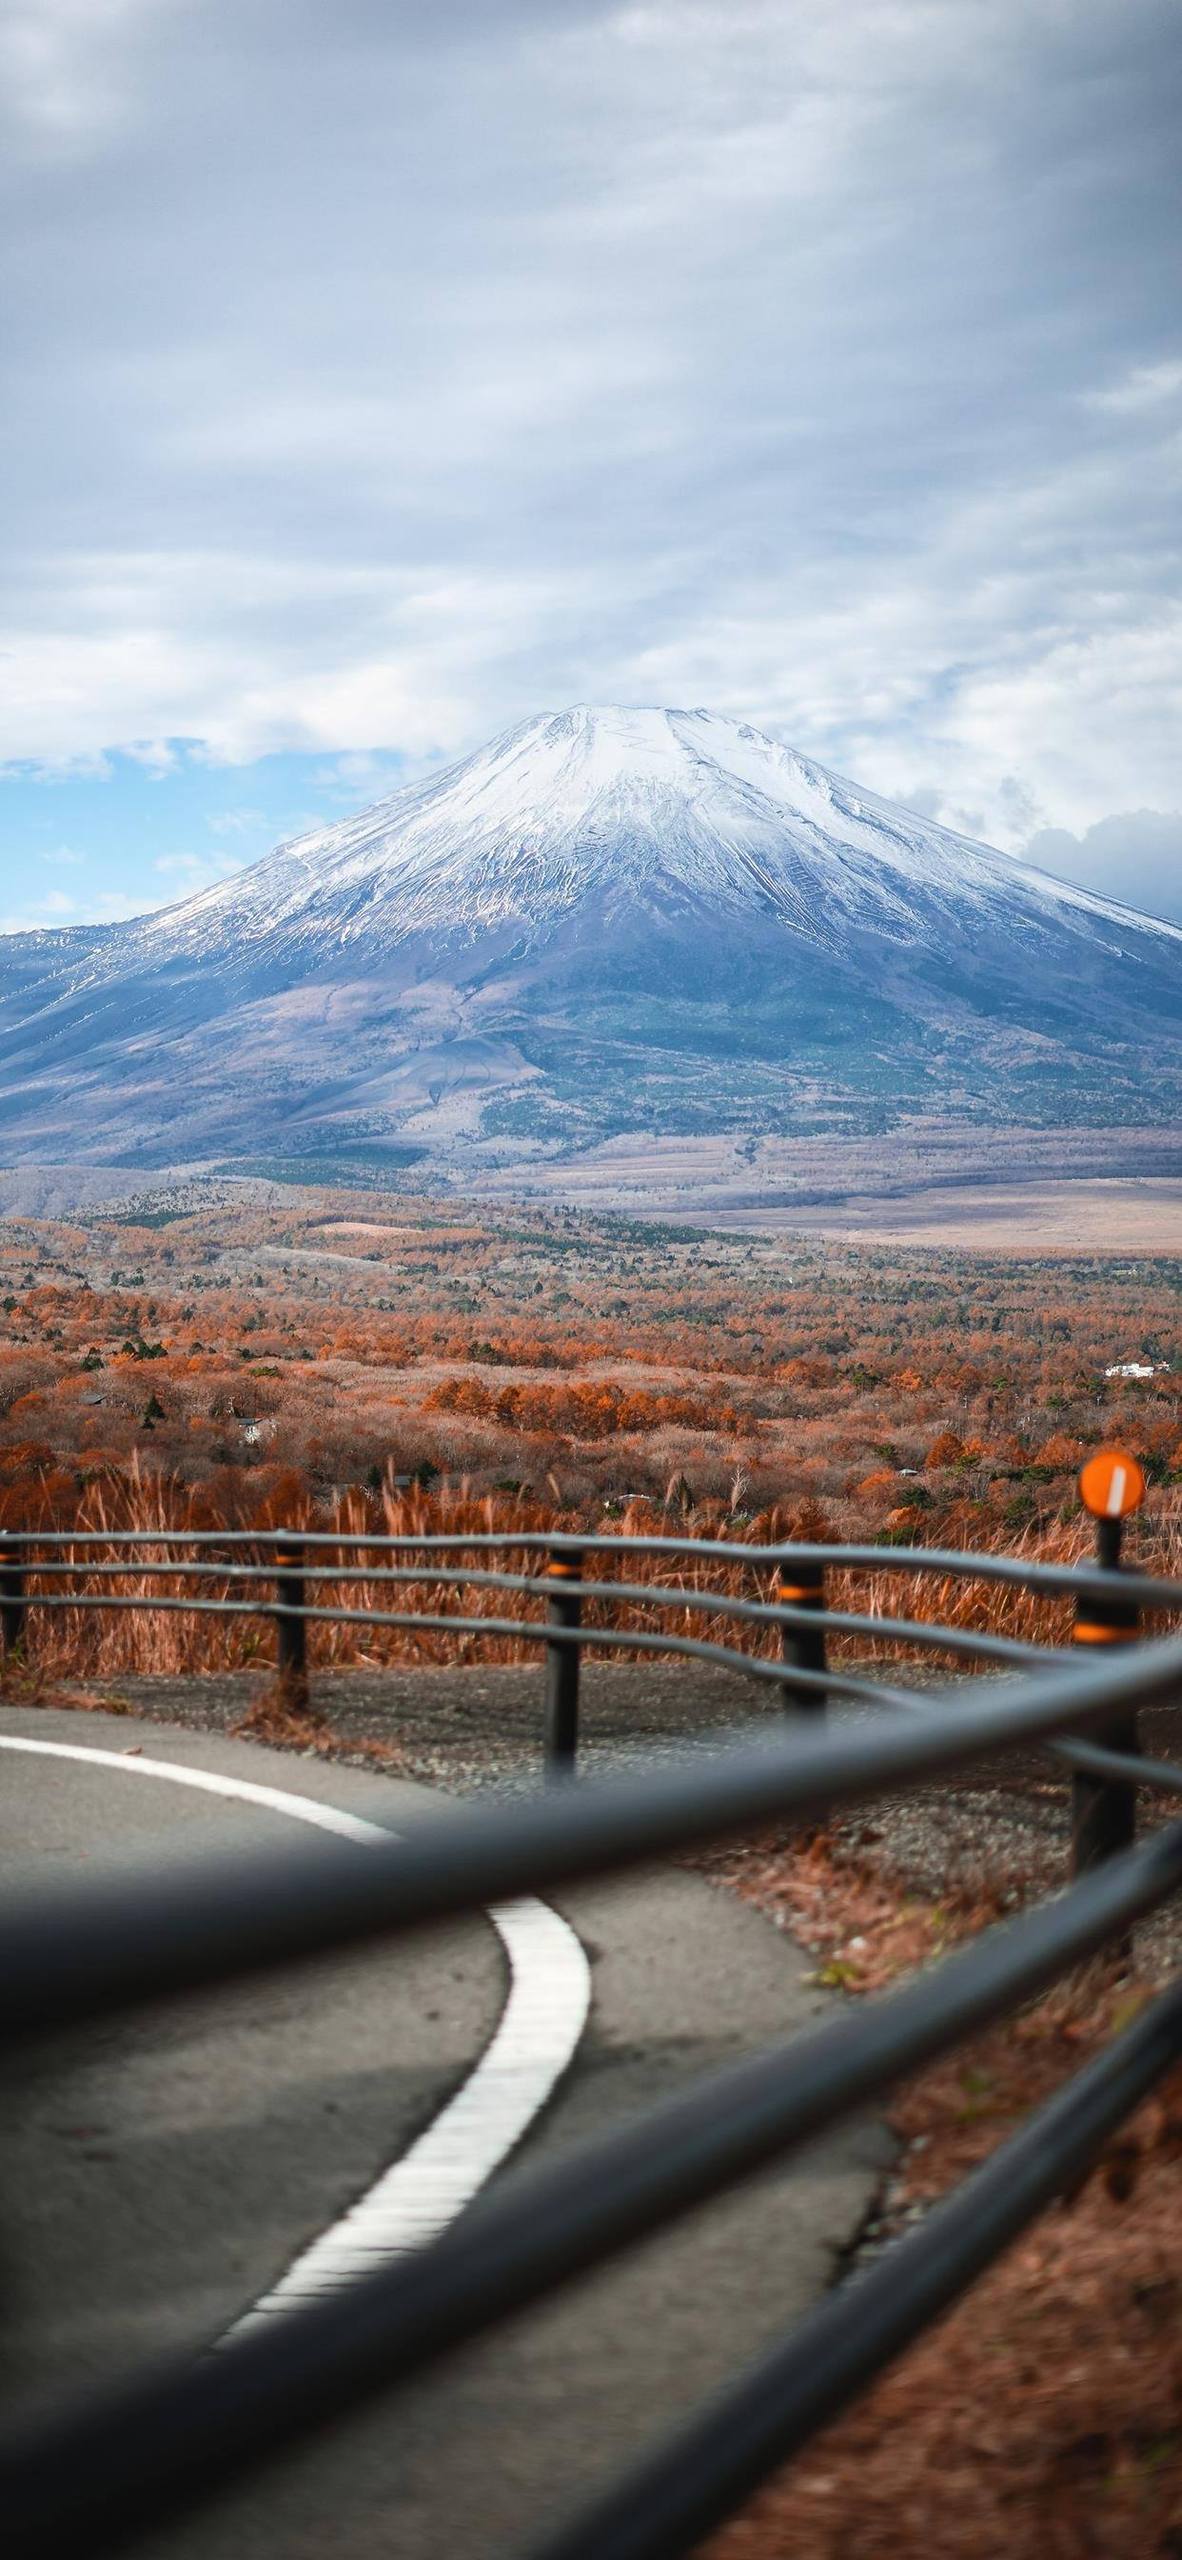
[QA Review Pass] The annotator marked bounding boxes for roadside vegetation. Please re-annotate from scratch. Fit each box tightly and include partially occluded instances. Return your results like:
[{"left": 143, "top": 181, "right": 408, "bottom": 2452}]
[
  {"left": 1, "top": 1180, "right": 1179, "bottom": 1679},
  {"left": 708, "top": 1827, "right": 1182, "bottom": 2560},
  {"left": 3, "top": 1176, "right": 1181, "bottom": 2549}
]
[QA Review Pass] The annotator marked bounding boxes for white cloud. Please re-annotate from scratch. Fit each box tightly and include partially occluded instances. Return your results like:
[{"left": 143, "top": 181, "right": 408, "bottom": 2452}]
[
  {"left": 93, "top": 887, "right": 152, "bottom": 916},
  {"left": 208, "top": 806, "right": 269, "bottom": 838},
  {"left": 309, "top": 754, "right": 404, "bottom": 798},
  {"left": 1023, "top": 810, "right": 1182, "bottom": 923},
  {"left": 124, "top": 738, "right": 181, "bottom": 775},
  {"left": 0, "top": 0, "right": 179, "bottom": 150},
  {"left": 153, "top": 850, "right": 244, "bottom": 885},
  {"left": 0, "top": 0, "right": 1178, "bottom": 854},
  {"left": 0, "top": 894, "right": 72, "bottom": 931},
  {"left": 0, "top": 880, "right": 147, "bottom": 932},
  {"left": 870, "top": 611, "right": 1182, "bottom": 844},
  {"left": 1083, "top": 360, "right": 1182, "bottom": 414}
]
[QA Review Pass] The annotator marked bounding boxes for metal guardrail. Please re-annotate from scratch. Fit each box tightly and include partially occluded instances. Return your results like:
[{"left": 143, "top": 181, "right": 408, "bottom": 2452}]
[{"left": 2, "top": 1498, "right": 1182, "bottom": 2557}]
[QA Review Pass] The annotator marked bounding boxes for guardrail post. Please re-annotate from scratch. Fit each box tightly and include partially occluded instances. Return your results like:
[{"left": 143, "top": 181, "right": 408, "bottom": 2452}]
[
  {"left": 1071, "top": 1507, "right": 1141, "bottom": 1880},
  {"left": 0, "top": 1533, "right": 27, "bottom": 1661},
  {"left": 543, "top": 1548, "right": 583, "bottom": 1780},
  {"left": 773, "top": 1558, "right": 828, "bottom": 1716},
  {"left": 274, "top": 1537, "right": 309, "bottom": 1712}
]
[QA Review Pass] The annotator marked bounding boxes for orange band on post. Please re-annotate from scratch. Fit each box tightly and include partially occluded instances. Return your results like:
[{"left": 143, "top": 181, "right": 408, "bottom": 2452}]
[{"left": 1073, "top": 1622, "right": 1131, "bottom": 1645}]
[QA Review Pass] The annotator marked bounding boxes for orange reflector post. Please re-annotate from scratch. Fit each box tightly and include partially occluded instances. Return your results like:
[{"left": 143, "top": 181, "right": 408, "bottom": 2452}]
[
  {"left": 1073, "top": 1449, "right": 1144, "bottom": 1881},
  {"left": 1078, "top": 1449, "right": 1146, "bottom": 1522}
]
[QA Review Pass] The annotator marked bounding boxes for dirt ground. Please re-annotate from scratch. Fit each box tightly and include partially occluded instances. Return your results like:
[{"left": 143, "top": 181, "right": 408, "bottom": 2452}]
[{"left": 728, "top": 1177, "right": 1182, "bottom": 1253}]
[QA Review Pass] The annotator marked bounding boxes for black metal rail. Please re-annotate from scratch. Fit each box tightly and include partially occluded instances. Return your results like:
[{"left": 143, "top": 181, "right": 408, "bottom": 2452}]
[
  {"left": 4, "top": 1519, "right": 1178, "bottom": 1765},
  {"left": 3, "top": 1515, "right": 1182, "bottom": 2556}
]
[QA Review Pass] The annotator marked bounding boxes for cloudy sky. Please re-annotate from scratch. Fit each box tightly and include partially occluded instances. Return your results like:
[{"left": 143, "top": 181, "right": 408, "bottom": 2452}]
[{"left": 2, "top": 0, "right": 1180, "bottom": 931}]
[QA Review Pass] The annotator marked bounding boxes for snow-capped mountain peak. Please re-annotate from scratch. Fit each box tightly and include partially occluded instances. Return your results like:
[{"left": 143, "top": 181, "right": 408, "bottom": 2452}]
[
  {"left": 121, "top": 703, "right": 1180, "bottom": 969},
  {"left": 2, "top": 704, "right": 1180, "bottom": 1176}
]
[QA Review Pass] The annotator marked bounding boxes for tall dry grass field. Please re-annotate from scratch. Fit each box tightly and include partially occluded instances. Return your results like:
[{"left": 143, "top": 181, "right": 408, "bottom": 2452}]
[{"left": 8, "top": 1469, "right": 1180, "bottom": 1689}]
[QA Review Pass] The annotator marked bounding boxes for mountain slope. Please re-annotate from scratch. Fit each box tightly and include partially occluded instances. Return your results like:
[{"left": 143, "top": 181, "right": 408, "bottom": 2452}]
[{"left": 1, "top": 705, "right": 1180, "bottom": 1176}]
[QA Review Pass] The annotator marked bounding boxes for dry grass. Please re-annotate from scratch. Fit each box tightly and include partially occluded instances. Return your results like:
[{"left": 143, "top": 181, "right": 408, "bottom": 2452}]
[
  {"left": 6, "top": 1468, "right": 1179, "bottom": 1688},
  {"left": 709, "top": 1996, "right": 1182, "bottom": 2560},
  {"left": 702, "top": 1824, "right": 1002, "bottom": 1994},
  {"left": 699, "top": 1834, "right": 1182, "bottom": 2559}
]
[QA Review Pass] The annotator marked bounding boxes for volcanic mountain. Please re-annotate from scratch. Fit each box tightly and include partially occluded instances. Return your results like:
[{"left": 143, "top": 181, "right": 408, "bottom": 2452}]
[{"left": 2, "top": 704, "right": 1181, "bottom": 1185}]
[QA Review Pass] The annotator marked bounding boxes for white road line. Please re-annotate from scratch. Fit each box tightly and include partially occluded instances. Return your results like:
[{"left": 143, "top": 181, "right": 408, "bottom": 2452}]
[{"left": 0, "top": 1734, "right": 592, "bottom": 2332}]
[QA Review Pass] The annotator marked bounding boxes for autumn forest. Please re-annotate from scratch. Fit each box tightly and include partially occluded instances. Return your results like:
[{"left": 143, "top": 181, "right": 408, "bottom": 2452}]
[{"left": 0, "top": 1176, "right": 1178, "bottom": 1668}]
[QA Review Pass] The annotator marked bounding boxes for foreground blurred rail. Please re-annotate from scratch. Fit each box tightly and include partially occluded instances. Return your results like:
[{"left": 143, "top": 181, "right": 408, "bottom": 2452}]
[{"left": 4, "top": 1497, "right": 1182, "bottom": 2558}]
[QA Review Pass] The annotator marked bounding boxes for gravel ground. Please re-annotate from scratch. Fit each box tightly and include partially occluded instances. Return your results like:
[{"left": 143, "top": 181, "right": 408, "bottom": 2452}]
[
  {"left": 63, "top": 1660, "right": 782, "bottom": 1793},
  {"left": 52, "top": 1656, "right": 1182, "bottom": 1969}
]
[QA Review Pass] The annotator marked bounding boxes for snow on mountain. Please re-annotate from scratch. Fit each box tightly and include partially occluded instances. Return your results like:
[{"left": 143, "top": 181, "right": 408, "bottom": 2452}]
[
  {"left": 1, "top": 705, "right": 1180, "bottom": 1175},
  {"left": 103, "top": 703, "right": 1182, "bottom": 970}
]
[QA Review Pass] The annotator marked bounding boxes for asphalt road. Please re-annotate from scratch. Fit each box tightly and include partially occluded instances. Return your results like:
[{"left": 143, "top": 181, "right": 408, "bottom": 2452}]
[{"left": 0, "top": 1706, "right": 891, "bottom": 2559}]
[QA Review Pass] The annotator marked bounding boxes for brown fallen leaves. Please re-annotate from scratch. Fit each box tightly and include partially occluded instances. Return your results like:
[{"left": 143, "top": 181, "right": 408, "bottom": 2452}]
[
  {"left": 229, "top": 1681, "right": 413, "bottom": 1775},
  {"left": 701, "top": 1820, "right": 1006, "bottom": 1996},
  {"left": 230, "top": 1685, "right": 335, "bottom": 1754},
  {"left": 703, "top": 1831, "right": 1182, "bottom": 2560}
]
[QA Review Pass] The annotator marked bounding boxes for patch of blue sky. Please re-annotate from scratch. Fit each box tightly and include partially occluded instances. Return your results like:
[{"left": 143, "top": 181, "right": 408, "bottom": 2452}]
[{"left": 0, "top": 744, "right": 412, "bottom": 934}]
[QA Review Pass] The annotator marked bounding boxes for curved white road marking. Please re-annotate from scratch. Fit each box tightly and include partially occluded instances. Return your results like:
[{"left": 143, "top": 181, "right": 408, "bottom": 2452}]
[{"left": 0, "top": 1735, "right": 591, "bottom": 2332}]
